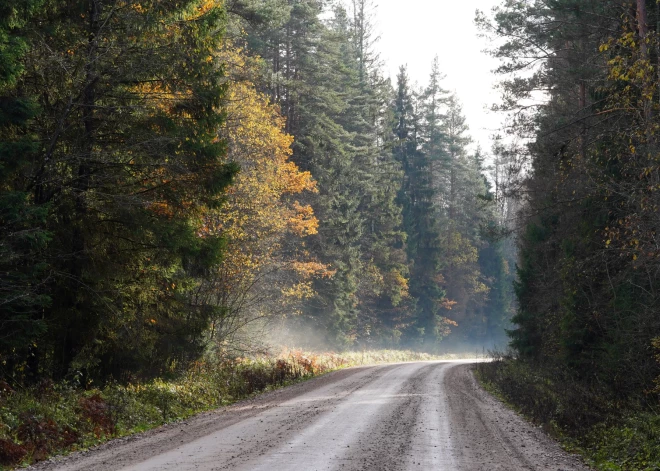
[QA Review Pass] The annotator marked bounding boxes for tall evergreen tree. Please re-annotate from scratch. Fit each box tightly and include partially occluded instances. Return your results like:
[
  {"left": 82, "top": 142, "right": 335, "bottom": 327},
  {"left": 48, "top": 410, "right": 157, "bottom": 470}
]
[
  {"left": 236, "top": 1, "right": 409, "bottom": 346},
  {"left": 393, "top": 66, "right": 447, "bottom": 346},
  {"left": 0, "top": 0, "right": 51, "bottom": 378},
  {"left": 2, "top": 0, "right": 237, "bottom": 381},
  {"left": 480, "top": 0, "right": 660, "bottom": 395}
]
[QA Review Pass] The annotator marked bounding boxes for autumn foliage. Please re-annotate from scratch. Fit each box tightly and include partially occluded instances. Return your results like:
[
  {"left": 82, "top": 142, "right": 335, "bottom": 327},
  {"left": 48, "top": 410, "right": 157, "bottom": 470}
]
[{"left": 198, "top": 42, "right": 329, "bottom": 340}]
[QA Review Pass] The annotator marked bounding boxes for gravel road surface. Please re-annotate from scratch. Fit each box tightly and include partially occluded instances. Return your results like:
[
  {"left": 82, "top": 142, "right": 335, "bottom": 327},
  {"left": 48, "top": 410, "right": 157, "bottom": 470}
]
[{"left": 31, "top": 361, "right": 590, "bottom": 471}]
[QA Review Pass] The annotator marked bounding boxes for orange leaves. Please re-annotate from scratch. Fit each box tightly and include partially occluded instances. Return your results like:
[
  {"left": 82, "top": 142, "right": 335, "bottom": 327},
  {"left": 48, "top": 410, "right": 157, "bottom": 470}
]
[
  {"left": 433, "top": 273, "right": 446, "bottom": 285},
  {"left": 290, "top": 261, "right": 335, "bottom": 279},
  {"left": 199, "top": 40, "right": 323, "bottom": 310},
  {"left": 440, "top": 299, "right": 458, "bottom": 311},
  {"left": 433, "top": 315, "right": 458, "bottom": 338},
  {"left": 148, "top": 202, "right": 174, "bottom": 218},
  {"left": 288, "top": 202, "right": 318, "bottom": 236}
]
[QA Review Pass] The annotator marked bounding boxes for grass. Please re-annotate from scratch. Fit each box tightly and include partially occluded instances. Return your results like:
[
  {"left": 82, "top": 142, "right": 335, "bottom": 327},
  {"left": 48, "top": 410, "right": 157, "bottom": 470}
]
[
  {"left": 474, "top": 356, "right": 660, "bottom": 471},
  {"left": 0, "top": 348, "right": 447, "bottom": 469}
]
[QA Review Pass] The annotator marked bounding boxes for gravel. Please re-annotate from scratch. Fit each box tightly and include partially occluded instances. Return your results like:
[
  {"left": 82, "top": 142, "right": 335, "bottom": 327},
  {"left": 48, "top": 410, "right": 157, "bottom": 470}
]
[{"left": 29, "top": 361, "right": 591, "bottom": 471}]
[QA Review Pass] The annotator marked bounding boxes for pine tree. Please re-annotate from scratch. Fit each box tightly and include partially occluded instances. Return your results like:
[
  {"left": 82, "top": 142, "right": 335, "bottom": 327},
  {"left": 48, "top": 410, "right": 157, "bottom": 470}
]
[
  {"left": 236, "top": 1, "right": 410, "bottom": 347},
  {"left": 481, "top": 0, "right": 660, "bottom": 395}
]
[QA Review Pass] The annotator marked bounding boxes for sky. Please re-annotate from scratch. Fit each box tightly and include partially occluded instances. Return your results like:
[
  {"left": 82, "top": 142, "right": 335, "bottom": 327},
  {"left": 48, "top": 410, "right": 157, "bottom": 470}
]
[{"left": 372, "top": 0, "right": 504, "bottom": 153}]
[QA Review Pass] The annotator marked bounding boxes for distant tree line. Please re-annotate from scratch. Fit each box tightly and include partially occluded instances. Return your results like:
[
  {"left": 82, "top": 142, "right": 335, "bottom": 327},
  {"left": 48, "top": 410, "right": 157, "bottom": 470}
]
[{"left": 0, "top": 0, "right": 513, "bottom": 385}]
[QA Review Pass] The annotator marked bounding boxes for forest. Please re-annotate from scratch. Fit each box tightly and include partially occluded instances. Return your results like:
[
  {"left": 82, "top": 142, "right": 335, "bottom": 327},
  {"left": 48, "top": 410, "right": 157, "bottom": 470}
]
[
  {"left": 0, "top": 0, "right": 515, "bottom": 385},
  {"left": 2, "top": 0, "right": 660, "bottom": 468},
  {"left": 476, "top": 0, "right": 660, "bottom": 468}
]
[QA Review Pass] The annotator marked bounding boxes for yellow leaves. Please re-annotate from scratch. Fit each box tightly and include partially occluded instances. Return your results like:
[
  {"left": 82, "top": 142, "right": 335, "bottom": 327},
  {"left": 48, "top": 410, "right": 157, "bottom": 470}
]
[
  {"left": 282, "top": 282, "right": 315, "bottom": 300},
  {"left": 291, "top": 261, "right": 335, "bottom": 279},
  {"left": 390, "top": 269, "right": 409, "bottom": 293},
  {"left": 383, "top": 269, "right": 409, "bottom": 307},
  {"left": 653, "top": 338, "right": 660, "bottom": 394},
  {"left": 199, "top": 40, "right": 321, "bottom": 308},
  {"left": 280, "top": 164, "right": 317, "bottom": 195},
  {"left": 640, "top": 166, "right": 658, "bottom": 178},
  {"left": 179, "top": 0, "right": 221, "bottom": 21},
  {"left": 445, "top": 231, "right": 479, "bottom": 265},
  {"left": 216, "top": 40, "right": 318, "bottom": 242},
  {"left": 288, "top": 202, "right": 318, "bottom": 236},
  {"left": 131, "top": 81, "right": 192, "bottom": 114},
  {"left": 473, "top": 280, "right": 490, "bottom": 295},
  {"left": 196, "top": 0, "right": 218, "bottom": 14}
]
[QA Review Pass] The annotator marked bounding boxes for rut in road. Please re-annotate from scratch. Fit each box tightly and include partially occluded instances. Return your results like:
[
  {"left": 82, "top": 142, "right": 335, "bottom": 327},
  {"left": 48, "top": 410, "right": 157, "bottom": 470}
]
[{"left": 30, "top": 361, "right": 591, "bottom": 471}]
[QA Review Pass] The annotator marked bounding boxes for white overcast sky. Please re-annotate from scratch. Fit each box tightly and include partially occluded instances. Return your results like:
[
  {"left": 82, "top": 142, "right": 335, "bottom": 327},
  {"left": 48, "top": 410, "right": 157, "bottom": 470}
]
[{"left": 372, "top": 0, "right": 503, "bottom": 153}]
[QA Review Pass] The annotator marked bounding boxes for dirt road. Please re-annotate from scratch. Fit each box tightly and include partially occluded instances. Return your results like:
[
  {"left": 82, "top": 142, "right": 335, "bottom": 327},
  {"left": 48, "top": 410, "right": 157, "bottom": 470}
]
[{"left": 32, "top": 361, "right": 590, "bottom": 471}]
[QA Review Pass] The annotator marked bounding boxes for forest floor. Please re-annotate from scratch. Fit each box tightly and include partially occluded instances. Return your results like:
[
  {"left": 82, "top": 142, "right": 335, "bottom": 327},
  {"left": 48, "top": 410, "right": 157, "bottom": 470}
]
[{"left": 26, "top": 361, "right": 589, "bottom": 471}]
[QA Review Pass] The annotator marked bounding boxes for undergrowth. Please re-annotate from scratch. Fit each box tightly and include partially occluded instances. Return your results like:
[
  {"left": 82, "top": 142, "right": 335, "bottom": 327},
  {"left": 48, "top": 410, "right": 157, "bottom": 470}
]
[
  {"left": 475, "top": 355, "right": 660, "bottom": 471},
  {"left": 0, "top": 348, "right": 444, "bottom": 469}
]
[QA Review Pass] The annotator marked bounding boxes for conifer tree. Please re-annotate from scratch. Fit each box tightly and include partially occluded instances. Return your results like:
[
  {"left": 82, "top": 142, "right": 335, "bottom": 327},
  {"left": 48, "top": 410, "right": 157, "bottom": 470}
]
[
  {"left": 237, "top": 1, "right": 410, "bottom": 346},
  {"left": 393, "top": 66, "right": 449, "bottom": 346},
  {"left": 0, "top": 0, "right": 50, "bottom": 376},
  {"left": 480, "top": 0, "right": 660, "bottom": 394},
  {"left": 6, "top": 0, "right": 236, "bottom": 380}
]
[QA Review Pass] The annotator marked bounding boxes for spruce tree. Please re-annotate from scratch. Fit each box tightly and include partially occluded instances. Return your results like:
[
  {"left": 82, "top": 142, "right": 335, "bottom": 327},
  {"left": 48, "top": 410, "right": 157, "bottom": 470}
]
[
  {"left": 8, "top": 0, "right": 236, "bottom": 380},
  {"left": 393, "top": 66, "right": 447, "bottom": 346},
  {"left": 0, "top": 0, "right": 50, "bottom": 378}
]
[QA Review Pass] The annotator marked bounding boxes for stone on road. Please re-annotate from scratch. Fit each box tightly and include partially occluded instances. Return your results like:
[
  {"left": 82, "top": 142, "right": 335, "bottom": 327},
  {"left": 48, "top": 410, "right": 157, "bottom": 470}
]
[{"left": 31, "top": 361, "right": 590, "bottom": 471}]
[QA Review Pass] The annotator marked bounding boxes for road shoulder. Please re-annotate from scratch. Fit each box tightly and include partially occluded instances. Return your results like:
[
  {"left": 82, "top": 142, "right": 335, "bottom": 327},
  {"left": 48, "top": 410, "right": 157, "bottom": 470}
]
[{"left": 448, "top": 363, "right": 592, "bottom": 470}]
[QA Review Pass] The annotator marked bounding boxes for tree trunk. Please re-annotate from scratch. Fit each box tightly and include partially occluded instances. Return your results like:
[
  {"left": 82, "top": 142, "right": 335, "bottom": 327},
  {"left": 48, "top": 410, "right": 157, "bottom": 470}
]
[
  {"left": 637, "top": 0, "right": 648, "bottom": 58},
  {"left": 636, "top": 0, "right": 652, "bottom": 119}
]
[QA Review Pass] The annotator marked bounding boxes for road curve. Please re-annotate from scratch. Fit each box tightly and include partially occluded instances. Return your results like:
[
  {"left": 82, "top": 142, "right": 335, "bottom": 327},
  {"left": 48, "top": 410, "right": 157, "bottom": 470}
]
[{"left": 32, "top": 361, "right": 590, "bottom": 471}]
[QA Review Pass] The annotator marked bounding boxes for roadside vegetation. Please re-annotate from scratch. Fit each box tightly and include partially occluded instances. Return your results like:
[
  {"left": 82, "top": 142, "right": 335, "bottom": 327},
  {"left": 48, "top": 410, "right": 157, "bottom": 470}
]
[
  {"left": 476, "top": 354, "right": 660, "bottom": 471},
  {"left": 0, "top": 349, "right": 445, "bottom": 469},
  {"left": 472, "top": 0, "right": 660, "bottom": 469}
]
